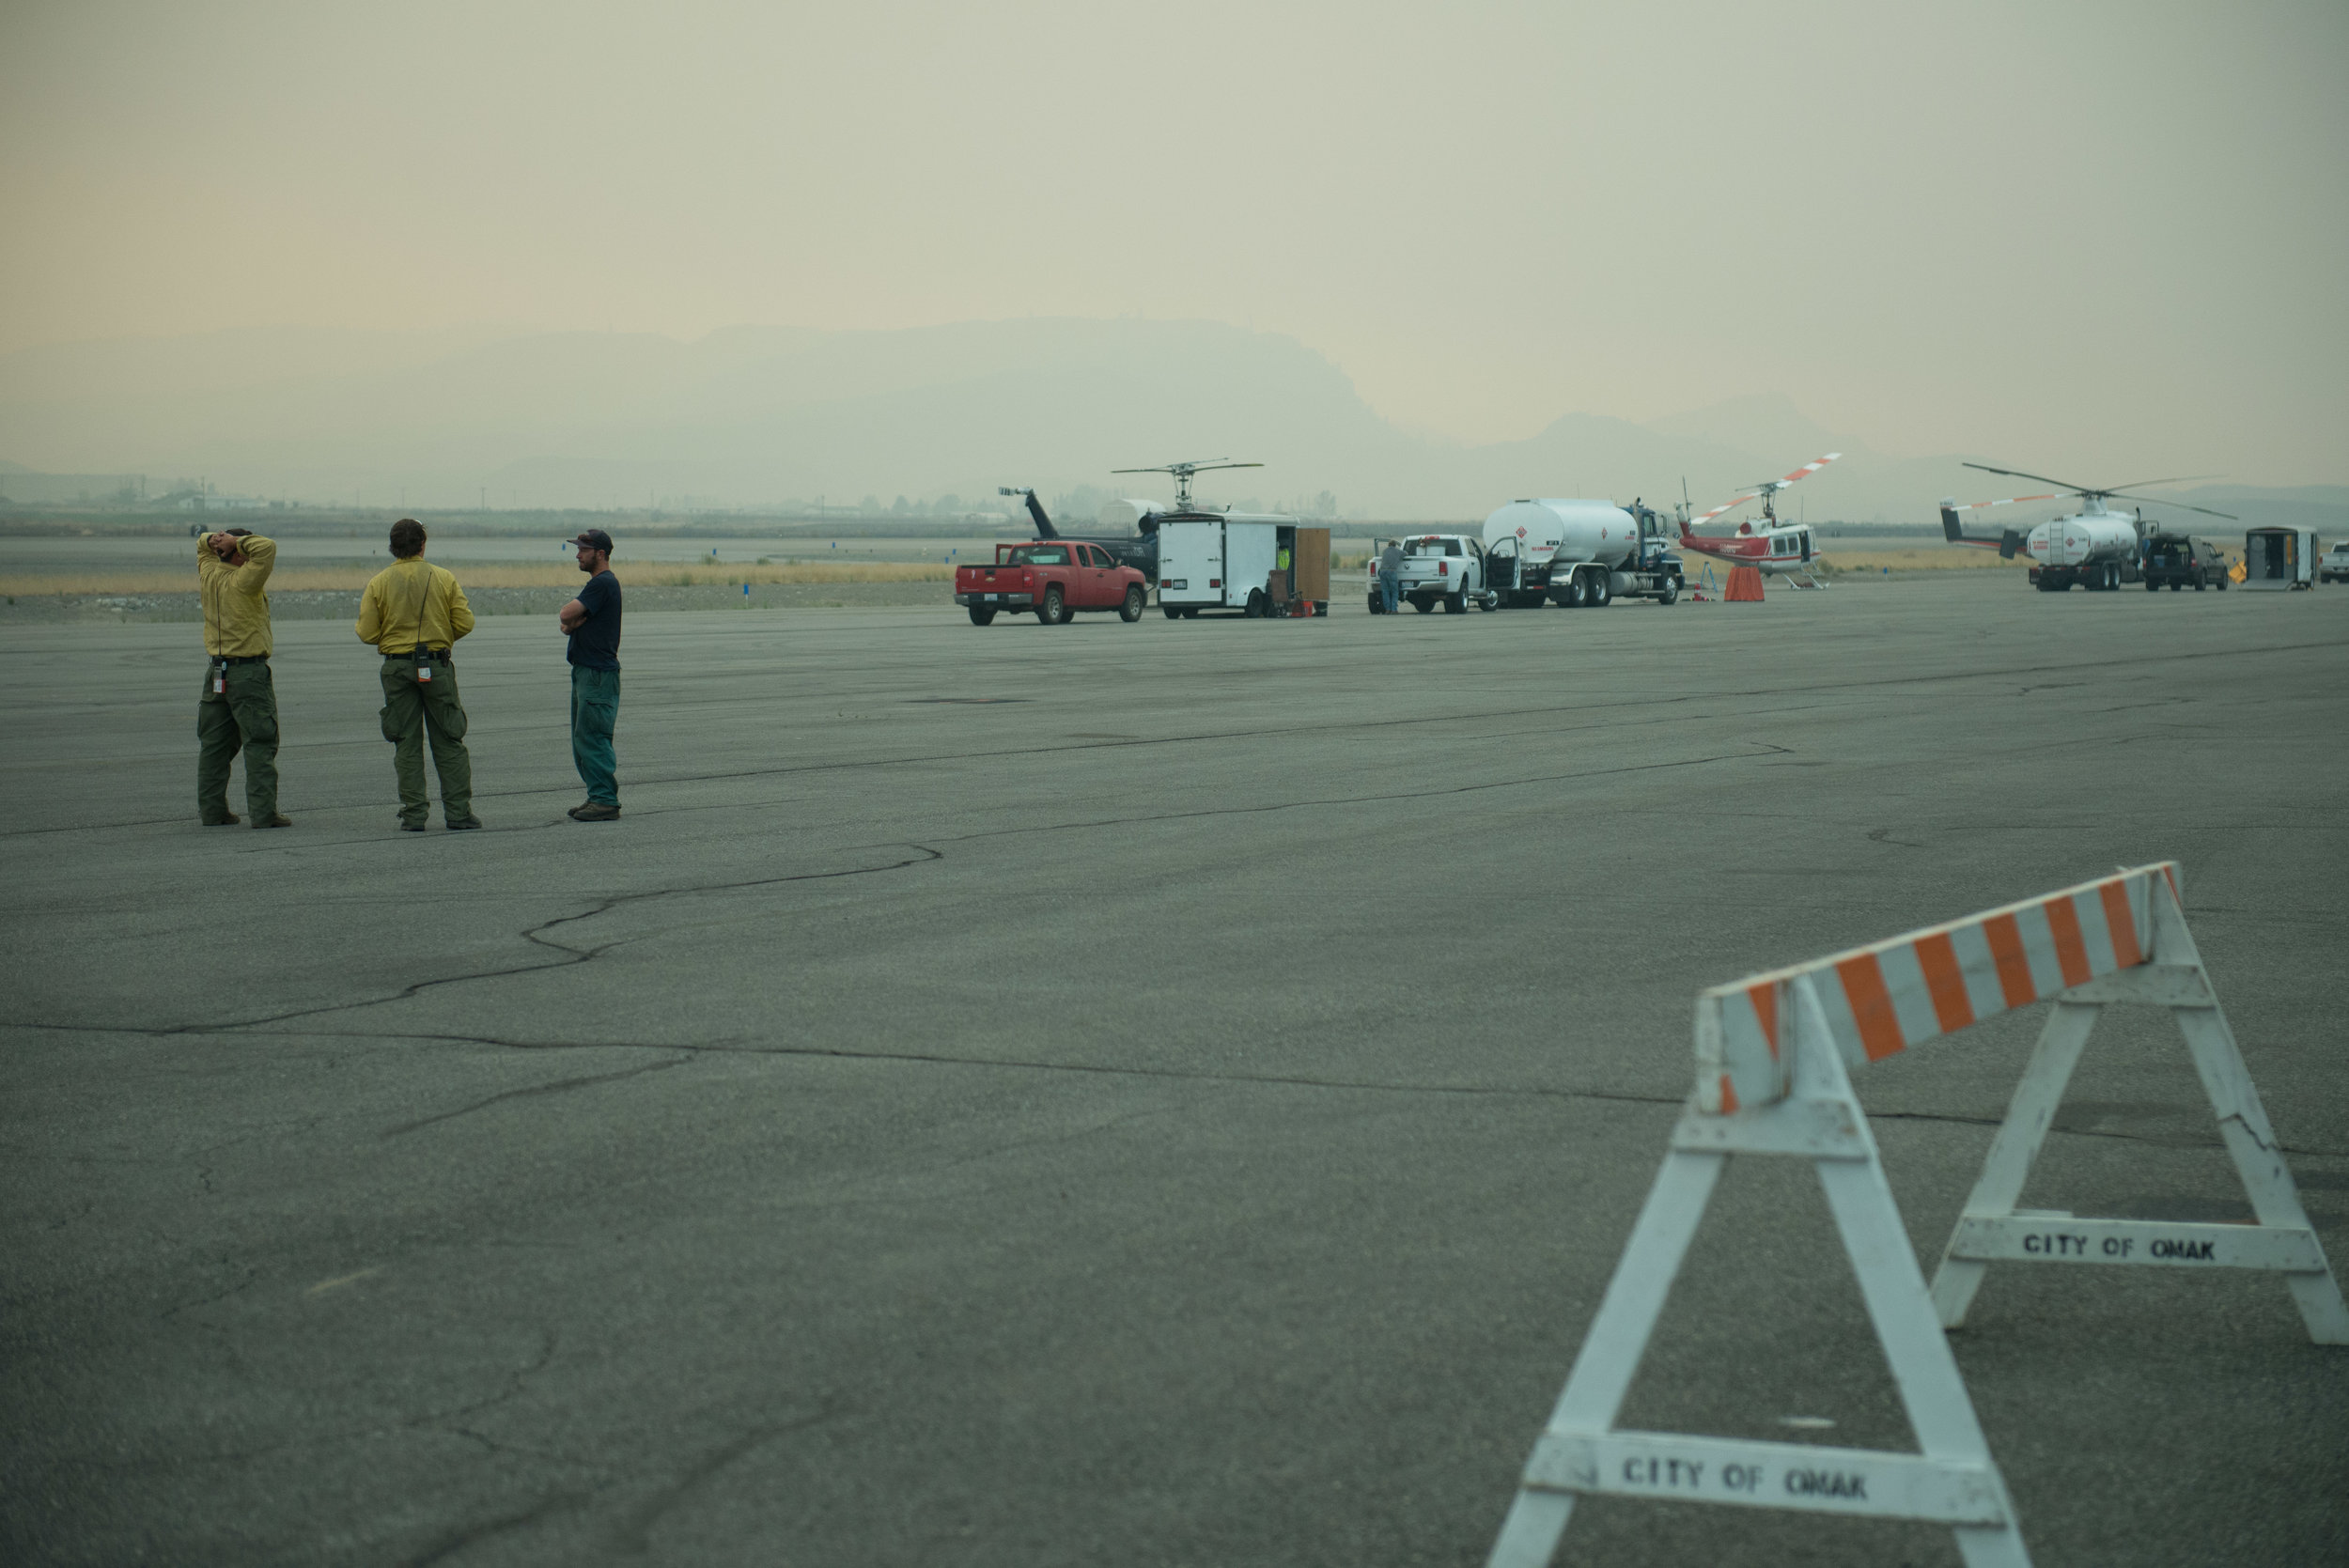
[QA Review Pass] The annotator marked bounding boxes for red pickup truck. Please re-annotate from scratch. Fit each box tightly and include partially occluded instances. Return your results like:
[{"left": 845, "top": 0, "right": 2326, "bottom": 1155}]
[{"left": 955, "top": 540, "right": 1148, "bottom": 626}]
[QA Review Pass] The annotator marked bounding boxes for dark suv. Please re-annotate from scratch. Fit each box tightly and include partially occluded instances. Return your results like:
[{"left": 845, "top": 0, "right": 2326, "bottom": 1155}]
[{"left": 2140, "top": 535, "right": 2229, "bottom": 592}]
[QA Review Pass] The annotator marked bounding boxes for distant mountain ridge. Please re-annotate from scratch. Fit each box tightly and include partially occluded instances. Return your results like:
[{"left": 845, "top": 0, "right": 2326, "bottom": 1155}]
[{"left": 0, "top": 319, "right": 2335, "bottom": 530}]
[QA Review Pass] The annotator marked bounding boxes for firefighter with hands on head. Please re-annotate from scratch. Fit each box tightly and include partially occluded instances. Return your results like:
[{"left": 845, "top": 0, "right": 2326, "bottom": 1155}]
[
  {"left": 557, "top": 528, "right": 623, "bottom": 822},
  {"left": 356, "top": 518, "right": 480, "bottom": 831},
  {"left": 195, "top": 525, "right": 290, "bottom": 828}
]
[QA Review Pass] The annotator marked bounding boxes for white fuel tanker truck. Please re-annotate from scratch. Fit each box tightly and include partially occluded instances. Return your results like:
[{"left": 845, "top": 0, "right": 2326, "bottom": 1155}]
[
  {"left": 1480, "top": 498, "right": 1685, "bottom": 608},
  {"left": 2021, "top": 506, "right": 2145, "bottom": 592}
]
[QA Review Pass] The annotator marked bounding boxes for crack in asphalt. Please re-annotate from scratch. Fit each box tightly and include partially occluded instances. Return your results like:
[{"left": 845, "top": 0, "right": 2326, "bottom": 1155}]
[
  {"left": 19, "top": 741, "right": 1768, "bottom": 1045},
  {"left": 16, "top": 1015, "right": 2349, "bottom": 1163},
  {"left": 401, "top": 1487, "right": 590, "bottom": 1568},
  {"left": 381, "top": 1055, "right": 696, "bottom": 1137},
  {"left": 608, "top": 1403, "right": 842, "bottom": 1554},
  {"left": 104, "top": 1024, "right": 2337, "bottom": 1162},
  {"left": 86, "top": 843, "right": 948, "bottom": 1036}
]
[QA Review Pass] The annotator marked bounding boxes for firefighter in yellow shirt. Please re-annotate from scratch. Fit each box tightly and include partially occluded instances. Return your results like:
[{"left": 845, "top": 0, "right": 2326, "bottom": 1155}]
[
  {"left": 196, "top": 527, "right": 290, "bottom": 828},
  {"left": 355, "top": 518, "right": 480, "bottom": 831}
]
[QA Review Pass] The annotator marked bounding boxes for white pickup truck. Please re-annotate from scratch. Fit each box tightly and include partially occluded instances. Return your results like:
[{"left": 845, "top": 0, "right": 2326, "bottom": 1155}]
[{"left": 1366, "top": 534, "right": 1498, "bottom": 613}]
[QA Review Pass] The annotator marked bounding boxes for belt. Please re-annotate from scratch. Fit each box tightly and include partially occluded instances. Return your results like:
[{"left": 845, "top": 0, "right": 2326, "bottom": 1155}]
[
  {"left": 384, "top": 646, "right": 451, "bottom": 660},
  {"left": 211, "top": 654, "right": 270, "bottom": 664}
]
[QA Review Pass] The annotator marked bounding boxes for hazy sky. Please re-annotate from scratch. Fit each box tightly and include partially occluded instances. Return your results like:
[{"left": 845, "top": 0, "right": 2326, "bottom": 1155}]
[{"left": 5, "top": 1, "right": 2345, "bottom": 482}]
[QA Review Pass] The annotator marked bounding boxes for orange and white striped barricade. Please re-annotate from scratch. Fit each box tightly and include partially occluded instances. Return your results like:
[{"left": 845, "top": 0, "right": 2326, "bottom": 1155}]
[
  {"left": 1486, "top": 862, "right": 2345, "bottom": 1568},
  {"left": 1921, "top": 866, "right": 2347, "bottom": 1338}
]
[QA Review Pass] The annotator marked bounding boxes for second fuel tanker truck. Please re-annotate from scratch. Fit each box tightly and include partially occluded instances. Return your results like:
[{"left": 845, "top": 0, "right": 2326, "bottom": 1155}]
[
  {"left": 1940, "top": 497, "right": 2147, "bottom": 592},
  {"left": 1480, "top": 498, "right": 1686, "bottom": 608}
]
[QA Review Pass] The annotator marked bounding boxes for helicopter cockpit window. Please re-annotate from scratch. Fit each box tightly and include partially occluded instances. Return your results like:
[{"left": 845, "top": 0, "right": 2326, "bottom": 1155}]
[{"left": 1009, "top": 545, "right": 1069, "bottom": 566}]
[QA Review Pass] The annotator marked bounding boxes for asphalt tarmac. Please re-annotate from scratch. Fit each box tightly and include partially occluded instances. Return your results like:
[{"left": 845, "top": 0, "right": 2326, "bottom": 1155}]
[{"left": 4, "top": 574, "right": 2345, "bottom": 1567}]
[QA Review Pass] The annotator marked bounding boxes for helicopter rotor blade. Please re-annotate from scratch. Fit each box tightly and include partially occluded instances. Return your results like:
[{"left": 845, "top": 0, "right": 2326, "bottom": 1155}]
[
  {"left": 2097, "top": 474, "right": 2221, "bottom": 493},
  {"left": 1774, "top": 452, "right": 1842, "bottom": 488},
  {"left": 1110, "top": 459, "right": 1261, "bottom": 476},
  {"left": 2117, "top": 493, "right": 2239, "bottom": 521},
  {"left": 1688, "top": 491, "right": 1764, "bottom": 528},
  {"left": 1962, "top": 460, "right": 2101, "bottom": 494},
  {"left": 1948, "top": 492, "right": 2058, "bottom": 511}
]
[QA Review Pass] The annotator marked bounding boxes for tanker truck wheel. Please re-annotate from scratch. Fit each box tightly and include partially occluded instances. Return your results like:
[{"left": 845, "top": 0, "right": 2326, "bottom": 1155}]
[
  {"left": 1587, "top": 571, "right": 1612, "bottom": 608},
  {"left": 1557, "top": 577, "right": 1584, "bottom": 609},
  {"left": 1657, "top": 576, "right": 1679, "bottom": 605}
]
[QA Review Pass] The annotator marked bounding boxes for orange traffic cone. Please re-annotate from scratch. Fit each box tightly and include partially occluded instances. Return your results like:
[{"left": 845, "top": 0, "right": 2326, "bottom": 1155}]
[{"left": 1725, "top": 565, "right": 1766, "bottom": 601}]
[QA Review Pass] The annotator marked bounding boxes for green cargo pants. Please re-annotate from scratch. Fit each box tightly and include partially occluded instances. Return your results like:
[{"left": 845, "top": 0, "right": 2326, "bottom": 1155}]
[
  {"left": 380, "top": 656, "right": 474, "bottom": 827},
  {"left": 196, "top": 660, "right": 280, "bottom": 823},
  {"left": 569, "top": 665, "right": 619, "bottom": 806}
]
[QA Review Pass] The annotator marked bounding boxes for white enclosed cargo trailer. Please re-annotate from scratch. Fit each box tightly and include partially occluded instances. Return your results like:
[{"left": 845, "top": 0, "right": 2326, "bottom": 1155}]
[
  {"left": 1155, "top": 514, "right": 1329, "bottom": 617},
  {"left": 1480, "top": 499, "right": 1683, "bottom": 608}
]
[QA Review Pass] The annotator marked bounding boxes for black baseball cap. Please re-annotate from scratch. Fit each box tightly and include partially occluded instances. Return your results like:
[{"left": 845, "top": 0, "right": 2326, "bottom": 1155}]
[{"left": 568, "top": 528, "right": 614, "bottom": 551}]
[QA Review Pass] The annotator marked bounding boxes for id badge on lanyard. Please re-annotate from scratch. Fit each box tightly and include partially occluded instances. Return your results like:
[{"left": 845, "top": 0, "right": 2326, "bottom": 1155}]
[{"left": 212, "top": 659, "right": 227, "bottom": 694}]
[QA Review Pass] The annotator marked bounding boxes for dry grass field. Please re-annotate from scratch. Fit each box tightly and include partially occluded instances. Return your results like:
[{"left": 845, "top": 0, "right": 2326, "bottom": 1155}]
[{"left": 0, "top": 559, "right": 955, "bottom": 598}]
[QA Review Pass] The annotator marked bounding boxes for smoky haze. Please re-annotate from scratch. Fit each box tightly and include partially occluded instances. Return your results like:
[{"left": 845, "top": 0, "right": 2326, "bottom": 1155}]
[{"left": 2, "top": 0, "right": 2344, "bottom": 492}]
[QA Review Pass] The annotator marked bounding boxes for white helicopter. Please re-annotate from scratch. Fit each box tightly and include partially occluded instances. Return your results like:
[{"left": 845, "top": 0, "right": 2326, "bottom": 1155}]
[
  {"left": 1675, "top": 452, "right": 1842, "bottom": 586},
  {"left": 1939, "top": 461, "right": 2236, "bottom": 593}
]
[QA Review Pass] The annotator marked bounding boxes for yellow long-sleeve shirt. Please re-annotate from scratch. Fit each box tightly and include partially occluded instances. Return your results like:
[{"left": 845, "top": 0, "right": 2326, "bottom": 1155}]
[
  {"left": 356, "top": 557, "right": 475, "bottom": 653},
  {"left": 196, "top": 534, "right": 277, "bottom": 657}
]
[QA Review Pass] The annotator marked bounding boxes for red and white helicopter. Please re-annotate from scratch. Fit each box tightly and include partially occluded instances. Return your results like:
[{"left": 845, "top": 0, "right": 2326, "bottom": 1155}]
[{"left": 1676, "top": 453, "right": 1842, "bottom": 587}]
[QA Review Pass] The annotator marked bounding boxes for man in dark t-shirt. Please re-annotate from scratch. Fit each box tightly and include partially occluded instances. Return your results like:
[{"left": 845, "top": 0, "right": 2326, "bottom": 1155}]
[{"left": 558, "top": 528, "right": 624, "bottom": 821}]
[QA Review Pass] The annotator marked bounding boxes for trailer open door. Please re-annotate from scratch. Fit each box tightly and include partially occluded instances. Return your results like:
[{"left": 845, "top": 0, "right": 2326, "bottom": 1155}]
[{"left": 1292, "top": 526, "right": 1330, "bottom": 611}]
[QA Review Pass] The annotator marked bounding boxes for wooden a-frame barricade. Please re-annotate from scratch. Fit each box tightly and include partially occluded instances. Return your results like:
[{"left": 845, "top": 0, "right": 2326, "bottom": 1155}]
[{"left": 1486, "top": 862, "right": 2346, "bottom": 1568}]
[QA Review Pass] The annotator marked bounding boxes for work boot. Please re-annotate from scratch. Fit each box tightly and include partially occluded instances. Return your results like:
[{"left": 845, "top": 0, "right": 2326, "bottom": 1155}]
[
  {"left": 253, "top": 814, "right": 292, "bottom": 830},
  {"left": 398, "top": 820, "right": 428, "bottom": 832},
  {"left": 204, "top": 812, "right": 241, "bottom": 827},
  {"left": 445, "top": 815, "right": 483, "bottom": 831},
  {"left": 570, "top": 802, "right": 621, "bottom": 822}
]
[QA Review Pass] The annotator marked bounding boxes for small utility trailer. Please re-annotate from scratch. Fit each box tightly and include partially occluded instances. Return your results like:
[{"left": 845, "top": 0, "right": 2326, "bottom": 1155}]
[{"left": 2242, "top": 525, "right": 2317, "bottom": 590}]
